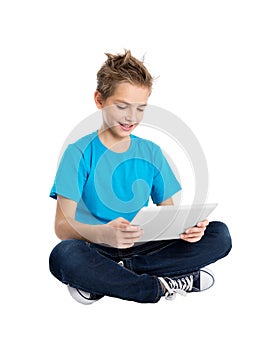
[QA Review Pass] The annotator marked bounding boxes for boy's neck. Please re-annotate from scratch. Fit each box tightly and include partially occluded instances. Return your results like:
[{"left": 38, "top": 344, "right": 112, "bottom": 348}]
[{"left": 98, "top": 128, "right": 131, "bottom": 153}]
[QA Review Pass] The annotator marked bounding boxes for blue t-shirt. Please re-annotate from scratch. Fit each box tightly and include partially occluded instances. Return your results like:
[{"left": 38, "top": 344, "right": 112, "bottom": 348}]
[{"left": 50, "top": 131, "right": 181, "bottom": 224}]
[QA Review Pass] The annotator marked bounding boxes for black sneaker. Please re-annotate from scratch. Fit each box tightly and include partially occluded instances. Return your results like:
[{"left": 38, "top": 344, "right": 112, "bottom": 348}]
[
  {"left": 67, "top": 285, "right": 103, "bottom": 305},
  {"left": 158, "top": 268, "right": 215, "bottom": 300}
]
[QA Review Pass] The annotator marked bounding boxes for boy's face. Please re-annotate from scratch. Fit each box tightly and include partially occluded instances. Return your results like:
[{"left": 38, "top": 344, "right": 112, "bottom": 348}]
[{"left": 95, "top": 83, "right": 150, "bottom": 138}]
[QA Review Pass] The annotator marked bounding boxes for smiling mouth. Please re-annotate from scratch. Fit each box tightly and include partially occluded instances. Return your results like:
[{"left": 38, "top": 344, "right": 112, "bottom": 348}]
[{"left": 119, "top": 123, "right": 135, "bottom": 131}]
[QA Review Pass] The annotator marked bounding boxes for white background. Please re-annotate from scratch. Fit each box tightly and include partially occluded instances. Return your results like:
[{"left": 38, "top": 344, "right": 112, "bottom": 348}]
[{"left": 1, "top": 1, "right": 265, "bottom": 349}]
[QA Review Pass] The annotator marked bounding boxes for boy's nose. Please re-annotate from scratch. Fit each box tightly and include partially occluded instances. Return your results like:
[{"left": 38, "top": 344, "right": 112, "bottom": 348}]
[
  {"left": 125, "top": 115, "right": 135, "bottom": 123},
  {"left": 124, "top": 109, "right": 139, "bottom": 123}
]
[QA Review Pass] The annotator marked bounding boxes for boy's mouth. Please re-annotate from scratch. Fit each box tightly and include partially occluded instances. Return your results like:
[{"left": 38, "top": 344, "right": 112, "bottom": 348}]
[{"left": 119, "top": 122, "right": 135, "bottom": 131}]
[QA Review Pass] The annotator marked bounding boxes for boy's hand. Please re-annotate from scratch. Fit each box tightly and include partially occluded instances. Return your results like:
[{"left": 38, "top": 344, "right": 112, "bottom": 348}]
[
  {"left": 180, "top": 220, "right": 209, "bottom": 243},
  {"left": 99, "top": 217, "right": 143, "bottom": 248}
]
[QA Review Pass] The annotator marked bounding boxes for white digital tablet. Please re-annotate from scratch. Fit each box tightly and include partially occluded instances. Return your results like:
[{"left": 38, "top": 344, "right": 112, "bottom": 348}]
[{"left": 131, "top": 203, "right": 218, "bottom": 242}]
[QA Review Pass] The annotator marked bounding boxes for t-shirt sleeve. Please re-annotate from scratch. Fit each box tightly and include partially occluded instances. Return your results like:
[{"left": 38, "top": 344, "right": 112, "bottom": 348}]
[
  {"left": 50, "top": 144, "right": 88, "bottom": 202},
  {"left": 151, "top": 146, "right": 181, "bottom": 204}
]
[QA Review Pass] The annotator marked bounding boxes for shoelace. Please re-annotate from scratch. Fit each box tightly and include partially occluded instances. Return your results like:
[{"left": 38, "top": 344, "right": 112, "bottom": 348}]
[
  {"left": 169, "top": 276, "right": 194, "bottom": 295},
  {"left": 159, "top": 275, "right": 194, "bottom": 299}
]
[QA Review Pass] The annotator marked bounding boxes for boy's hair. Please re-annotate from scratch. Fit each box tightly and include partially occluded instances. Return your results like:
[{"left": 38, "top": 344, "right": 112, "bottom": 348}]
[{"left": 96, "top": 49, "right": 153, "bottom": 100}]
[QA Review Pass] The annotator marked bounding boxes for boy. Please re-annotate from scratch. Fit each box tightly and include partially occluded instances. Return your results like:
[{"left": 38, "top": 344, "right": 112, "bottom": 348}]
[{"left": 49, "top": 50, "right": 231, "bottom": 304}]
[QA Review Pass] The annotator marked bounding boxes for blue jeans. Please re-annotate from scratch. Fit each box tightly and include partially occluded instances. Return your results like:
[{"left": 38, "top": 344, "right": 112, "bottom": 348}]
[{"left": 49, "top": 221, "right": 231, "bottom": 303}]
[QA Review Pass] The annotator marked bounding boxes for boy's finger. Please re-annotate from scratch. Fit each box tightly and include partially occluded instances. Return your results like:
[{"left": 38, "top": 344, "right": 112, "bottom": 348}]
[
  {"left": 123, "top": 230, "right": 144, "bottom": 239},
  {"left": 122, "top": 225, "right": 141, "bottom": 232},
  {"left": 197, "top": 220, "right": 209, "bottom": 227},
  {"left": 185, "top": 227, "right": 202, "bottom": 234}
]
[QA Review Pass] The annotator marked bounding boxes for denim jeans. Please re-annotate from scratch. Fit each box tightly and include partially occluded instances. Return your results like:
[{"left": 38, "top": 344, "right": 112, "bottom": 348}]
[{"left": 49, "top": 221, "right": 231, "bottom": 303}]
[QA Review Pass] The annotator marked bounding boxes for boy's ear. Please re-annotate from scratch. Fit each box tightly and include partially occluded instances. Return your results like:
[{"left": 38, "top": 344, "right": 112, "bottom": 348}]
[{"left": 94, "top": 91, "right": 104, "bottom": 109}]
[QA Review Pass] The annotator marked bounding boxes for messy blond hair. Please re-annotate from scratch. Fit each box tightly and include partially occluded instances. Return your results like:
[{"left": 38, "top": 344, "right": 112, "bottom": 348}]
[{"left": 96, "top": 49, "right": 153, "bottom": 100}]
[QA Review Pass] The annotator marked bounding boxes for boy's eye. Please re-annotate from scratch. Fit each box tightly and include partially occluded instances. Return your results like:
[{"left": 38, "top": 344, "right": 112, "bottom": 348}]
[
  {"left": 116, "top": 105, "right": 128, "bottom": 110},
  {"left": 116, "top": 104, "right": 146, "bottom": 112}
]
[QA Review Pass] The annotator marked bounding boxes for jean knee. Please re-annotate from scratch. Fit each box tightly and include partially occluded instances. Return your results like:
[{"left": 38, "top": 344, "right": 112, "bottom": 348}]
[
  {"left": 49, "top": 239, "right": 84, "bottom": 280},
  {"left": 209, "top": 221, "right": 232, "bottom": 254}
]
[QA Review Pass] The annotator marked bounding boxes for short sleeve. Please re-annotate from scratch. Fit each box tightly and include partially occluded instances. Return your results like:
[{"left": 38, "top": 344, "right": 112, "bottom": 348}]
[
  {"left": 151, "top": 147, "right": 181, "bottom": 204},
  {"left": 50, "top": 144, "right": 89, "bottom": 202}
]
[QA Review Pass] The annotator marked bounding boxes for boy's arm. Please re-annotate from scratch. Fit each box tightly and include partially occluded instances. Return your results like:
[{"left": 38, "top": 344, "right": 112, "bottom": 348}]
[
  {"left": 157, "top": 197, "right": 174, "bottom": 206},
  {"left": 54, "top": 195, "right": 96, "bottom": 241},
  {"left": 54, "top": 195, "right": 143, "bottom": 248}
]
